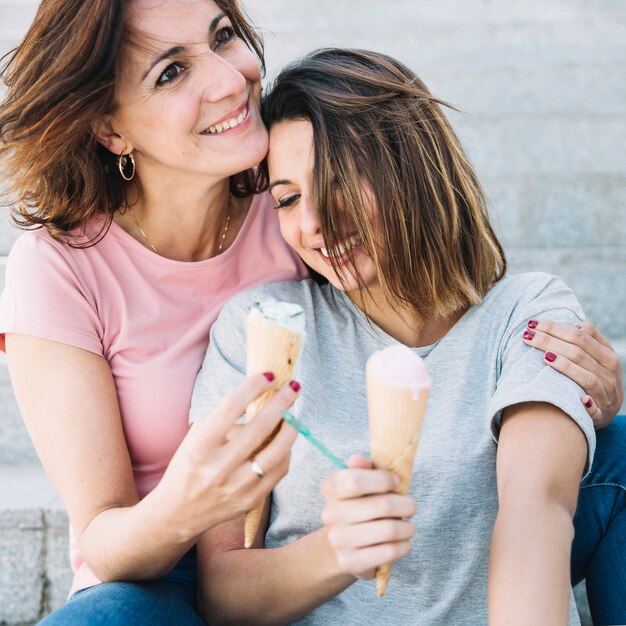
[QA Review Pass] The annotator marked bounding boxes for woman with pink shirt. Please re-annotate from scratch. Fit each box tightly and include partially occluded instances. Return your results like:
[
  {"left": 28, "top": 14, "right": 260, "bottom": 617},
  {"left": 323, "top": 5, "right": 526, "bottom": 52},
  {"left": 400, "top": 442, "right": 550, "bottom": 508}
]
[{"left": 0, "top": 1, "right": 621, "bottom": 624}]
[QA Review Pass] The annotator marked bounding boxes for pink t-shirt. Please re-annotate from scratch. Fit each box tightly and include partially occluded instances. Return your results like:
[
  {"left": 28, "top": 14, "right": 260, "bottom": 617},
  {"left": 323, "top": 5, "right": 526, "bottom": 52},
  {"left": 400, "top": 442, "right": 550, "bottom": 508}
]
[{"left": 0, "top": 191, "right": 307, "bottom": 594}]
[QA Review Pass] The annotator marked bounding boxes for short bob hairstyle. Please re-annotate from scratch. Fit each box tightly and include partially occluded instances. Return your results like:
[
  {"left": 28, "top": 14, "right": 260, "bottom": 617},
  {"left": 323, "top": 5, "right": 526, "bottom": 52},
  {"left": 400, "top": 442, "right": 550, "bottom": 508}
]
[
  {"left": 262, "top": 48, "right": 506, "bottom": 321},
  {"left": 0, "top": 0, "right": 265, "bottom": 244}
]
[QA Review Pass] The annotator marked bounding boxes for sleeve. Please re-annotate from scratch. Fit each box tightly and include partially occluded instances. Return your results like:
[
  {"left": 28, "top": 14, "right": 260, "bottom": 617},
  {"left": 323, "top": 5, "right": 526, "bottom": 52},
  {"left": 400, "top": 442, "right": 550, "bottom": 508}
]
[
  {"left": 0, "top": 234, "right": 103, "bottom": 355},
  {"left": 488, "top": 275, "right": 595, "bottom": 474},
  {"left": 188, "top": 297, "right": 248, "bottom": 424}
]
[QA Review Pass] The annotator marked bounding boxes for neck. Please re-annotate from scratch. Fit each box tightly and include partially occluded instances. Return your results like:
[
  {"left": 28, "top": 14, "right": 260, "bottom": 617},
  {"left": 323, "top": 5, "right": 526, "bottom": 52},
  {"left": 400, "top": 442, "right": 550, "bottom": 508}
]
[
  {"left": 347, "top": 285, "right": 464, "bottom": 348},
  {"left": 117, "top": 173, "right": 246, "bottom": 262}
]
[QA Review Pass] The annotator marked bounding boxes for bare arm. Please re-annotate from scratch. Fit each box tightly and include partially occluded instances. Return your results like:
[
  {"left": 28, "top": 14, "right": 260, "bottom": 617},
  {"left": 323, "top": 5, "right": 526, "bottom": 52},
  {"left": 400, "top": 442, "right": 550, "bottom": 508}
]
[
  {"left": 6, "top": 333, "right": 299, "bottom": 582},
  {"left": 489, "top": 401, "right": 587, "bottom": 625},
  {"left": 197, "top": 456, "right": 414, "bottom": 625},
  {"left": 523, "top": 320, "right": 623, "bottom": 427}
]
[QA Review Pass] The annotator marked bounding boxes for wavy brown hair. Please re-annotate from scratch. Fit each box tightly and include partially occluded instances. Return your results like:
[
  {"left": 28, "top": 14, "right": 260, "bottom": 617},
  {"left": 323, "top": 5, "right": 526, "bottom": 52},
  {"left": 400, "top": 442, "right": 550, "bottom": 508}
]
[
  {"left": 0, "top": 0, "right": 265, "bottom": 245},
  {"left": 262, "top": 48, "right": 506, "bottom": 320}
]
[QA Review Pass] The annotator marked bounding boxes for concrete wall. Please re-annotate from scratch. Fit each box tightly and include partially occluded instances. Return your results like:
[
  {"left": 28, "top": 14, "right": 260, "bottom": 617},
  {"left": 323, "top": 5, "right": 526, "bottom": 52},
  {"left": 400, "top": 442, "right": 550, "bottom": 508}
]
[{"left": 2, "top": 1, "right": 624, "bottom": 623}]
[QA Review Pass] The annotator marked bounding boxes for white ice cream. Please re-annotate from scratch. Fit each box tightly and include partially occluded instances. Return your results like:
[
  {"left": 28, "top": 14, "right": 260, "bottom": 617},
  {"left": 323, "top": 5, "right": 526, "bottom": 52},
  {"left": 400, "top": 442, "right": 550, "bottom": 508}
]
[{"left": 251, "top": 301, "right": 306, "bottom": 336}]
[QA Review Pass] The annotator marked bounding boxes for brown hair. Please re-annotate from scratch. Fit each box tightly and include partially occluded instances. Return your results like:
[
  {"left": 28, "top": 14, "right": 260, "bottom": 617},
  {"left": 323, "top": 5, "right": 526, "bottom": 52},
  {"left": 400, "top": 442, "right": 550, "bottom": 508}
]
[
  {"left": 262, "top": 48, "right": 506, "bottom": 320},
  {"left": 0, "top": 0, "right": 265, "bottom": 244}
]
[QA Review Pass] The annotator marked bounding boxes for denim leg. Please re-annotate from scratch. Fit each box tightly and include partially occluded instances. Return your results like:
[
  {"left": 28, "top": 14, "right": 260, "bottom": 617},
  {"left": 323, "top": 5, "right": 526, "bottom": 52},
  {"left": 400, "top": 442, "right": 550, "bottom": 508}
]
[
  {"left": 572, "top": 415, "right": 626, "bottom": 625},
  {"left": 38, "top": 579, "right": 204, "bottom": 626},
  {"left": 38, "top": 547, "right": 203, "bottom": 626}
]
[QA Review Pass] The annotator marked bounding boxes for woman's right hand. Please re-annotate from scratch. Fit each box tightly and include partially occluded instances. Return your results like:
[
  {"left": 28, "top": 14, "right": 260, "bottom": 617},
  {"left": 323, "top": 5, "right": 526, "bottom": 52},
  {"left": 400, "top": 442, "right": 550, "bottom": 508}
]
[
  {"left": 321, "top": 455, "right": 416, "bottom": 579},
  {"left": 157, "top": 373, "right": 299, "bottom": 541},
  {"left": 522, "top": 320, "right": 623, "bottom": 428}
]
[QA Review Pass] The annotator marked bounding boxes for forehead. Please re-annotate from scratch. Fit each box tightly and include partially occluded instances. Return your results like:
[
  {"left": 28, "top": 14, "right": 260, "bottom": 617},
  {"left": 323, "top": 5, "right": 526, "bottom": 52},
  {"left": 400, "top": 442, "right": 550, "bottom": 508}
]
[
  {"left": 268, "top": 120, "right": 315, "bottom": 177},
  {"left": 125, "top": 0, "right": 224, "bottom": 45}
]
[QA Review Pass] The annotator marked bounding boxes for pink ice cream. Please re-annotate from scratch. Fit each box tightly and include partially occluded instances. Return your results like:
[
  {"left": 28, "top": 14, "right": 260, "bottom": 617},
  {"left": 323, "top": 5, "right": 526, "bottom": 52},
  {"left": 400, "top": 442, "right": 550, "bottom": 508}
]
[
  {"left": 366, "top": 345, "right": 431, "bottom": 399},
  {"left": 366, "top": 344, "right": 431, "bottom": 596}
]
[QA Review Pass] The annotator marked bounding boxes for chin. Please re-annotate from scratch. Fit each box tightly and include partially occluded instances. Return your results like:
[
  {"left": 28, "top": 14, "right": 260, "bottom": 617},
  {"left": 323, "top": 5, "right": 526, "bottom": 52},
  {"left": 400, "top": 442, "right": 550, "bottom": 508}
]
[
  {"left": 318, "top": 268, "right": 363, "bottom": 293},
  {"left": 243, "top": 131, "right": 269, "bottom": 168}
]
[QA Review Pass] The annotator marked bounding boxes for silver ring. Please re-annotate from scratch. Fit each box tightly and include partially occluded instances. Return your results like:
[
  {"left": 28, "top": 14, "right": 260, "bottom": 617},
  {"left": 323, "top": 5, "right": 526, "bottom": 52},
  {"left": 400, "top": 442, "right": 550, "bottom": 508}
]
[{"left": 250, "top": 459, "right": 265, "bottom": 478}]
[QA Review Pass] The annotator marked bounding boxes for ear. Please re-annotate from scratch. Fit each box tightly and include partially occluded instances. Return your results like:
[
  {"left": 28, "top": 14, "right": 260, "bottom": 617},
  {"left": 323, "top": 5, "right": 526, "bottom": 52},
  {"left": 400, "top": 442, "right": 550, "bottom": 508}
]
[{"left": 91, "top": 116, "right": 133, "bottom": 156}]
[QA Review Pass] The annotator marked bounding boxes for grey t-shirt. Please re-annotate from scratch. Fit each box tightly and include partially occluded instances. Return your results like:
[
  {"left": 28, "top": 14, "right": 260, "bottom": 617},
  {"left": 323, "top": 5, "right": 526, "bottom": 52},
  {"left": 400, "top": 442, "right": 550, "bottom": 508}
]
[{"left": 190, "top": 273, "right": 594, "bottom": 626}]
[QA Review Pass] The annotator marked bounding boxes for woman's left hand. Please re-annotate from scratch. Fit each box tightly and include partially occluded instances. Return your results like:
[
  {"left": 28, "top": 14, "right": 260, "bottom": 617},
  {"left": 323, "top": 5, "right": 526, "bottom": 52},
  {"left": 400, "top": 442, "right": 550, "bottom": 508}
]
[{"left": 522, "top": 319, "right": 623, "bottom": 428}]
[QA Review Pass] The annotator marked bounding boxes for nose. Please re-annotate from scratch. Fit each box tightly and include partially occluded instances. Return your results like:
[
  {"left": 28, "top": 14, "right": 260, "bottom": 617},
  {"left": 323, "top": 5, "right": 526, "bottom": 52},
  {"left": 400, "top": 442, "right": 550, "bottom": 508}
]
[
  {"left": 300, "top": 197, "right": 321, "bottom": 236},
  {"left": 200, "top": 52, "right": 247, "bottom": 103}
]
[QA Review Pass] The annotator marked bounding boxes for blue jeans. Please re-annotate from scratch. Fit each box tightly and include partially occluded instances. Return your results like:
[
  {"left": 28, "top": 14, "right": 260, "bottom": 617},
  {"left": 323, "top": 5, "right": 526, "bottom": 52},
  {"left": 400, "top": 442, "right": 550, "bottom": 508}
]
[
  {"left": 38, "top": 548, "right": 202, "bottom": 626},
  {"left": 572, "top": 415, "right": 626, "bottom": 626}
]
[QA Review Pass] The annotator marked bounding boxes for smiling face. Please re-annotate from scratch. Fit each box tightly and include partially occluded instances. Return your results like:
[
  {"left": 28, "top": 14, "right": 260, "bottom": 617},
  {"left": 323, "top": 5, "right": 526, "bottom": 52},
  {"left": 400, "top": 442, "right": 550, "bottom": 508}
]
[
  {"left": 268, "top": 119, "right": 381, "bottom": 293},
  {"left": 102, "top": 0, "right": 267, "bottom": 183}
]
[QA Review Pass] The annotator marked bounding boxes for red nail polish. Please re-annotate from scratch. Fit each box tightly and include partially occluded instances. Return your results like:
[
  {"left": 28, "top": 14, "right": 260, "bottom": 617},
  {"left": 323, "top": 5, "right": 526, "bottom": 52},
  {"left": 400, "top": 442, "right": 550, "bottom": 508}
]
[
  {"left": 545, "top": 352, "right": 557, "bottom": 363},
  {"left": 289, "top": 380, "right": 301, "bottom": 392},
  {"left": 584, "top": 398, "right": 593, "bottom": 408},
  {"left": 523, "top": 330, "right": 535, "bottom": 340},
  {"left": 263, "top": 372, "right": 275, "bottom": 382},
  {"left": 528, "top": 320, "right": 538, "bottom": 329}
]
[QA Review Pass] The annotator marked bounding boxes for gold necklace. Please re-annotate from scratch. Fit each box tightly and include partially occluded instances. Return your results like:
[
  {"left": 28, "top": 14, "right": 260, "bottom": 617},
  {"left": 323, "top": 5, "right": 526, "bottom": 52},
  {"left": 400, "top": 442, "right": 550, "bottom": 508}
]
[
  {"left": 217, "top": 209, "right": 231, "bottom": 255},
  {"left": 127, "top": 205, "right": 231, "bottom": 256},
  {"left": 128, "top": 206, "right": 158, "bottom": 254}
]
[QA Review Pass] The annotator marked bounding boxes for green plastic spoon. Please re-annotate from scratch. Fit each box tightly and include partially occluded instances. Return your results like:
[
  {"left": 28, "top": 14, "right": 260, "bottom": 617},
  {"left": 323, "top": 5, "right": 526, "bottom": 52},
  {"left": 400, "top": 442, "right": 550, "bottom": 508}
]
[{"left": 281, "top": 410, "right": 348, "bottom": 469}]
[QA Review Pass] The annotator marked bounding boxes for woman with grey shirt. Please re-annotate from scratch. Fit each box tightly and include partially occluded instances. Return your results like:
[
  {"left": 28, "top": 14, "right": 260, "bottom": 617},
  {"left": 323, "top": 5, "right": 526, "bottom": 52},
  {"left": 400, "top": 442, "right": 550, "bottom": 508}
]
[{"left": 190, "top": 49, "right": 625, "bottom": 625}]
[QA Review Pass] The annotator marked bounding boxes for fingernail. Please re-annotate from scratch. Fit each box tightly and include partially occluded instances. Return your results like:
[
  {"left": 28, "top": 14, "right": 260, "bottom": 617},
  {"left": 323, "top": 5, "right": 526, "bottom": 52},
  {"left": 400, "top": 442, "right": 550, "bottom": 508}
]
[
  {"left": 523, "top": 330, "right": 535, "bottom": 340},
  {"left": 544, "top": 352, "right": 557, "bottom": 363},
  {"left": 584, "top": 398, "right": 593, "bottom": 408},
  {"left": 289, "top": 380, "right": 301, "bottom": 392},
  {"left": 392, "top": 474, "right": 400, "bottom": 486},
  {"left": 528, "top": 320, "right": 538, "bottom": 329},
  {"left": 263, "top": 372, "right": 275, "bottom": 382}
]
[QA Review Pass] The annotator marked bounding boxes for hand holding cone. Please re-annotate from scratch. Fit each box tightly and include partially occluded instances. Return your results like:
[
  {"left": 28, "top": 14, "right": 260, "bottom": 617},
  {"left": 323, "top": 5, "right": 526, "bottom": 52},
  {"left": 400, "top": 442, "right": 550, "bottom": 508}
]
[
  {"left": 244, "top": 302, "right": 305, "bottom": 548},
  {"left": 367, "top": 345, "right": 431, "bottom": 595}
]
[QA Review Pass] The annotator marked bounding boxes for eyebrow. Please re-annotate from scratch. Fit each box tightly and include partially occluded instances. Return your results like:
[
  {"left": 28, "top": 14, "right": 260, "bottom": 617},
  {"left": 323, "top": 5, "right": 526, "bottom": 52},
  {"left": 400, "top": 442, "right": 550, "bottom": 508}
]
[
  {"left": 140, "top": 12, "right": 227, "bottom": 82},
  {"left": 269, "top": 179, "right": 291, "bottom": 192}
]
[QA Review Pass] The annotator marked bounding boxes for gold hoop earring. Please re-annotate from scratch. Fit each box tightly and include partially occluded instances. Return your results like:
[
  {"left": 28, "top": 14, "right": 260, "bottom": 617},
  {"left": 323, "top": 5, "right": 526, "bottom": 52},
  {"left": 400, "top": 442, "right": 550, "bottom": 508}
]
[{"left": 117, "top": 152, "right": 136, "bottom": 181}]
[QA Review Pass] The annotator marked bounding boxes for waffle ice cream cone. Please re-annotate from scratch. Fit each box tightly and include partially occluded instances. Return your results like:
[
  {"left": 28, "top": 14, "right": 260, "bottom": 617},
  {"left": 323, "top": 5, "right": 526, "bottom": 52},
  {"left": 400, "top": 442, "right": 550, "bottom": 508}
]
[
  {"left": 367, "top": 345, "right": 431, "bottom": 596},
  {"left": 244, "top": 302, "right": 305, "bottom": 548}
]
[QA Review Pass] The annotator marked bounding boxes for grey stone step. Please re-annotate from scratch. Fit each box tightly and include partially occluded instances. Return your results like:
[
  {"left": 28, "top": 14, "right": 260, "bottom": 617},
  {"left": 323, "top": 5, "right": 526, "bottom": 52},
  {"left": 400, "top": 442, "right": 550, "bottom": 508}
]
[
  {"left": 0, "top": 352, "right": 38, "bottom": 465},
  {"left": 0, "top": 209, "right": 20, "bottom": 257},
  {"left": 0, "top": 464, "right": 71, "bottom": 626},
  {"left": 256, "top": 9, "right": 626, "bottom": 82},
  {"left": 507, "top": 247, "right": 626, "bottom": 341},
  {"left": 488, "top": 175, "right": 626, "bottom": 249},
  {"left": 0, "top": 2, "right": 37, "bottom": 37}
]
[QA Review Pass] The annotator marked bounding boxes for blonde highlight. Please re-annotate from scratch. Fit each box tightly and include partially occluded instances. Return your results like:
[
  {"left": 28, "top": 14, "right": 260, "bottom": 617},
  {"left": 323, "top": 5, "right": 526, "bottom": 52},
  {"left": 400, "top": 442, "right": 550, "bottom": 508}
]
[{"left": 262, "top": 48, "right": 506, "bottom": 321}]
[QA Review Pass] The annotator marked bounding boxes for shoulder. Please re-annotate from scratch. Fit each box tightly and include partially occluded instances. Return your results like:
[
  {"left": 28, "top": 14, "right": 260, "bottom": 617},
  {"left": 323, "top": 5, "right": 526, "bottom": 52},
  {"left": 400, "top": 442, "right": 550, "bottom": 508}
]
[
  {"left": 7, "top": 217, "right": 113, "bottom": 266},
  {"left": 6, "top": 229, "right": 75, "bottom": 277},
  {"left": 484, "top": 272, "right": 583, "bottom": 321},
  {"left": 9, "top": 228, "right": 64, "bottom": 255},
  {"left": 5, "top": 220, "right": 122, "bottom": 291},
  {"left": 491, "top": 272, "right": 574, "bottom": 298},
  {"left": 219, "top": 279, "right": 320, "bottom": 321}
]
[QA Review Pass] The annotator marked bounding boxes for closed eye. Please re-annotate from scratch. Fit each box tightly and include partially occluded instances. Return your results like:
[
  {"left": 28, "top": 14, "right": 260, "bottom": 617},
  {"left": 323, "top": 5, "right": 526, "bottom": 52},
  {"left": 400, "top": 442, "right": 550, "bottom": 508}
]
[{"left": 274, "top": 194, "right": 301, "bottom": 210}]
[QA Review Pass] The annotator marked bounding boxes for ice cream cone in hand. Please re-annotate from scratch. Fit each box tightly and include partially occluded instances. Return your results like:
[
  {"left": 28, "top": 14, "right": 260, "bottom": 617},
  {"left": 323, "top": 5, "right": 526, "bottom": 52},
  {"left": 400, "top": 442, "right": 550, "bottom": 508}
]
[
  {"left": 244, "top": 302, "right": 305, "bottom": 548},
  {"left": 367, "top": 345, "right": 431, "bottom": 595}
]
